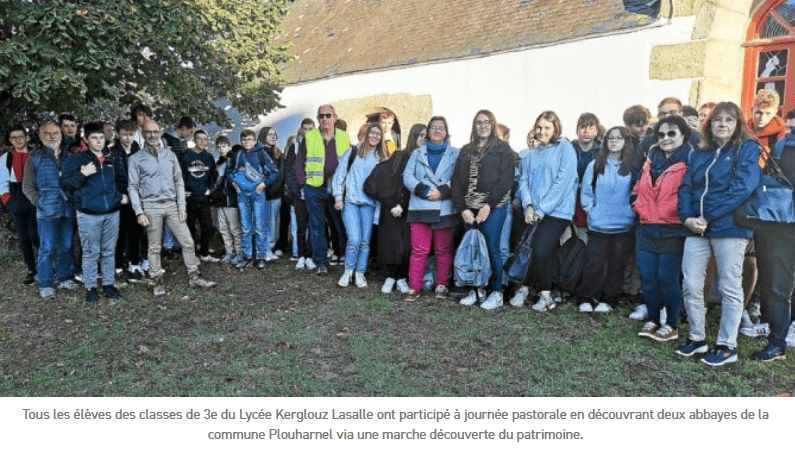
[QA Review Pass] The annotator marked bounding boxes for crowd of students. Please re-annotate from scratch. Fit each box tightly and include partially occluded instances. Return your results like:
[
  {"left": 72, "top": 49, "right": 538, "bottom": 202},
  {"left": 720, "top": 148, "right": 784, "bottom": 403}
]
[{"left": 2, "top": 92, "right": 795, "bottom": 367}]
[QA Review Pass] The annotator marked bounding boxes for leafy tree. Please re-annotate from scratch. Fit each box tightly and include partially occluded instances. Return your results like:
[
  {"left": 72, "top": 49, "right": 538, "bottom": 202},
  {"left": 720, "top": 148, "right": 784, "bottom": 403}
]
[{"left": 0, "top": 0, "right": 292, "bottom": 128}]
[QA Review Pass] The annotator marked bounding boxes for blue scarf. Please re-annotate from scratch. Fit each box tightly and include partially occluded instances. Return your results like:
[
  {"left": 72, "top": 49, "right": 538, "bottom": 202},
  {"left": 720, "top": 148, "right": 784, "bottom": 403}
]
[{"left": 426, "top": 141, "right": 447, "bottom": 173}]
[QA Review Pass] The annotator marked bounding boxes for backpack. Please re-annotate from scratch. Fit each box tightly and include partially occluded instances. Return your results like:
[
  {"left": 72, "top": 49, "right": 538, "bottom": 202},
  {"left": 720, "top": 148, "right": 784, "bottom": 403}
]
[
  {"left": 503, "top": 223, "right": 538, "bottom": 285},
  {"left": 551, "top": 224, "right": 586, "bottom": 293},
  {"left": 454, "top": 226, "right": 491, "bottom": 287}
]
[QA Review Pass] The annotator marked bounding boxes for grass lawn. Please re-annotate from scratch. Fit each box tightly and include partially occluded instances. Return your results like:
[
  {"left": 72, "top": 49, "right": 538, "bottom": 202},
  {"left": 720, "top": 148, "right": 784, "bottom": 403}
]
[{"left": 1, "top": 247, "right": 793, "bottom": 397}]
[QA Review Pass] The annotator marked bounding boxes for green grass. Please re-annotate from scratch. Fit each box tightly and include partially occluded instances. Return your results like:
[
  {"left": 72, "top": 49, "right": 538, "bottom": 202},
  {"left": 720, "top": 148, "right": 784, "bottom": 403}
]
[{"left": 1, "top": 252, "right": 794, "bottom": 397}]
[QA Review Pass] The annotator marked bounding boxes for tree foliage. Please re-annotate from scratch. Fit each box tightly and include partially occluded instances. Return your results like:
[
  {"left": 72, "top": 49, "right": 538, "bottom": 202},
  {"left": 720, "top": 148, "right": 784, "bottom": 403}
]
[{"left": 0, "top": 0, "right": 292, "bottom": 127}]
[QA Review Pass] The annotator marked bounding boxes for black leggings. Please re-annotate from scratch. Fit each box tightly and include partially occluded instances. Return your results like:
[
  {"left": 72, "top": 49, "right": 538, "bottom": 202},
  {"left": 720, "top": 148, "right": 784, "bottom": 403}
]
[{"left": 524, "top": 216, "right": 569, "bottom": 291}]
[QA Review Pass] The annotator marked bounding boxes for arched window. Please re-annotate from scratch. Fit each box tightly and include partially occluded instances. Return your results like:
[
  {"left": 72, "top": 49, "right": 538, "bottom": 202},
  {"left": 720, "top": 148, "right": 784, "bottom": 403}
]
[{"left": 743, "top": 0, "right": 795, "bottom": 114}]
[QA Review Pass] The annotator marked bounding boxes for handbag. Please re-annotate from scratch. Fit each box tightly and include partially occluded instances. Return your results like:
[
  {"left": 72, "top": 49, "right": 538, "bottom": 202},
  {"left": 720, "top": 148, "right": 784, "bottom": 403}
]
[
  {"left": 504, "top": 223, "right": 538, "bottom": 285},
  {"left": 734, "top": 153, "right": 795, "bottom": 229}
]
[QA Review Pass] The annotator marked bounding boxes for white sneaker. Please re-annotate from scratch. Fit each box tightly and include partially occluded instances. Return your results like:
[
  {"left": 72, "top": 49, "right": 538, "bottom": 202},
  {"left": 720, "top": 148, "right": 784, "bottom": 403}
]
[
  {"left": 381, "top": 278, "right": 396, "bottom": 294},
  {"left": 265, "top": 251, "right": 278, "bottom": 262},
  {"left": 460, "top": 289, "right": 483, "bottom": 306},
  {"left": 740, "top": 321, "right": 770, "bottom": 338},
  {"left": 338, "top": 269, "right": 353, "bottom": 287},
  {"left": 786, "top": 321, "right": 795, "bottom": 347},
  {"left": 593, "top": 302, "right": 611, "bottom": 313},
  {"left": 578, "top": 302, "right": 593, "bottom": 313},
  {"left": 355, "top": 272, "right": 367, "bottom": 288},
  {"left": 396, "top": 279, "right": 410, "bottom": 294},
  {"left": 481, "top": 292, "right": 504, "bottom": 310},
  {"left": 305, "top": 258, "right": 317, "bottom": 270},
  {"left": 509, "top": 286, "right": 529, "bottom": 307},
  {"left": 629, "top": 304, "right": 648, "bottom": 321},
  {"left": 295, "top": 257, "right": 306, "bottom": 270},
  {"left": 532, "top": 290, "right": 556, "bottom": 312},
  {"left": 274, "top": 250, "right": 284, "bottom": 258}
]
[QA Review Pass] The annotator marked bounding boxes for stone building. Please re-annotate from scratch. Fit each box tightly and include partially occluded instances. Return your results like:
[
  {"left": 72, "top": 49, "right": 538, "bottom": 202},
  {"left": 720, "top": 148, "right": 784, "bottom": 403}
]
[{"left": 259, "top": 0, "right": 795, "bottom": 150}]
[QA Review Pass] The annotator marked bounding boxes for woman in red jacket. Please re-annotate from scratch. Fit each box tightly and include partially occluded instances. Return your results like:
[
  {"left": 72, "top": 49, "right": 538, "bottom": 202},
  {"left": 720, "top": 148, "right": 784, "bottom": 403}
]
[{"left": 633, "top": 115, "right": 693, "bottom": 343}]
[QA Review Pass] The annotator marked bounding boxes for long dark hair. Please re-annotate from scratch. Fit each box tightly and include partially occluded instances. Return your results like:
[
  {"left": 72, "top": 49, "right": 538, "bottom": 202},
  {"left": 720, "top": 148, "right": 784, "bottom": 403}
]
[
  {"left": 469, "top": 109, "right": 498, "bottom": 145},
  {"left": 403, "top": 123, "right": 426, "bottom": 155},
  {"left": 591, "top": 126, "right": 634, "bottom": 189}
]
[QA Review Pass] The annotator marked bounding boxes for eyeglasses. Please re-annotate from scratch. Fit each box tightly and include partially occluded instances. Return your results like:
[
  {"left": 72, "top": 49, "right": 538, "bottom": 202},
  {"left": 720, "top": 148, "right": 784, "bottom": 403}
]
[
  {"left": 657, "top": 130, "right": 679, "bottom": 139},
  {"left": 606, "top": 136, "right": 625, "bottom": 142},
  {"left": 9, "top": 135, "right": 26, "bottom": 140},
  {"left": 475, "top": 121, "right": 491, "bottom": 129},
  {"left": 429, "top": 126, "right": 446, "bottom": 131},
  {"left": 317, "top": 113, "right": 333, "bottom": 120}
]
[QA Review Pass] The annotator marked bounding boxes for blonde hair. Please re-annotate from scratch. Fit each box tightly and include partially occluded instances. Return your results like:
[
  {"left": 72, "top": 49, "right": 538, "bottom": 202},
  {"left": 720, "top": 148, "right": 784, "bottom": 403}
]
[{"left": 753, "top": 89, "right": 780, "bottom": 110}]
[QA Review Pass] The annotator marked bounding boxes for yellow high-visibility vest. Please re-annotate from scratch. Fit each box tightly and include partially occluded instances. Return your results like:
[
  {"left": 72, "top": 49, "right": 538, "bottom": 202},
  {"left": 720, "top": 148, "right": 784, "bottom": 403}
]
[{"left": 305, "top": 128, "right": 350, "bottom": 187}]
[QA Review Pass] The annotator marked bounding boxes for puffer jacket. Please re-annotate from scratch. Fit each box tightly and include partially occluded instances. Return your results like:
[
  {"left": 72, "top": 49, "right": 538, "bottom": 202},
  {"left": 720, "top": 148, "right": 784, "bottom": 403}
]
[
  {"left": 633, "top": 144, "right": 689, "bottom": 225},
  {"left": 23, "top": 146, "right": 74, "bottom": 220},
  {"left": 403, "top": 141, "right": 459, "bottom": 225},
  {"left": 60, "top": 149, "right": 123, "bottom": 215},
  {"left": 678, "top": 139, "right": 761, "bottom": 238},
  {"left": 517, "top": 138, "right": 578, "bottom": 220}
]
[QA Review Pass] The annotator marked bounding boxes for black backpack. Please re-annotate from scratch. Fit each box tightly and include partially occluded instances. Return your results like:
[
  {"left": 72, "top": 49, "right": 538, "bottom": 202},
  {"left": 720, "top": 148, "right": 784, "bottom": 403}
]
[
  {"left": 503, "top": 223, "right": 538, "bottom": 285},
  {"left": 551, "top": 224, "right": 586, "bottom": 293}
]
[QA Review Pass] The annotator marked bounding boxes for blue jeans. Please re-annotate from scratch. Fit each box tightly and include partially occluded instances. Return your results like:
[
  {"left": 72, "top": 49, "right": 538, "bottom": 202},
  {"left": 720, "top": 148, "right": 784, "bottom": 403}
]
[
  {"left": 305, "top": 185, "right": 330, "bottom": 267},
  {"left": 77, "top": 211, "right": 119, "bottom": 288},
  {"left": 162, "top": 224, "right": 178, "bottom": 249},
  {"left": 266, "top": 197, "right": 281, "bottom": 253},
  {"left": 682, "top": 236, "right": 748, "bottom": 348},
  {"left": 342, "top": 203, "right": 375, "bottom": 273},
  {"left": 636, "top": 249, "right": 682, "bottom": 327},
  {"left": 500, "top": 205, "right": 512, "bottom": 267},
  {"left": 238, "top": 190, "right": 269, "bottom": 259},
  {"left": 290, "top": 205, "right": 298, "bottom": 257},
  {"left": 465, "top": 204, "right": 508, "bottom": 292},
  {"left": 37, "top": 216, "right": 75, "bottom": 288}
]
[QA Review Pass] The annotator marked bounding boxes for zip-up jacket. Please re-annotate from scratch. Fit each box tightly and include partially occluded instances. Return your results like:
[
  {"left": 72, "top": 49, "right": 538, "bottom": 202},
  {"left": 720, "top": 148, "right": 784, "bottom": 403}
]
[
  {"left": 517, "top": 138, "right": 578, "bottom": 220},
  {"left": 227, "top": 143, "right": 279, "bottom": 193},
  {"left": 60, "top": 148, "right": 123, "bottom": 215},
  {"left": 210, "top": 151, "right": 239, "bottom": 207},
  {"left": 127, "top": 141, "right": 186, "bottom": 216},
  {"left": 22, "top": 146, "right": 74, "bottom": 220},
  {"left": 111, "top": 141, "right": 140, "bottom": 196},
  {"left": 633, "top": 145, "right": 689, "bottom": 226},
  {"left": 332, "top": 147, "right": 379, "bottom": 206},
  {"left": 678, "top": 139, "right": 761, "bottom": 238},
  {"left": 0, "top": 150, "right": 35, "bottom": 215}
]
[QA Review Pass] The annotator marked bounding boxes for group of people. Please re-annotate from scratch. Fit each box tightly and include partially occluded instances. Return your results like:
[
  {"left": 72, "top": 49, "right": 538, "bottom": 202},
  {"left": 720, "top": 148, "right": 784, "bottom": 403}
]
[{"left": 3, "top": 91, "right": 795, "bottom": 367}]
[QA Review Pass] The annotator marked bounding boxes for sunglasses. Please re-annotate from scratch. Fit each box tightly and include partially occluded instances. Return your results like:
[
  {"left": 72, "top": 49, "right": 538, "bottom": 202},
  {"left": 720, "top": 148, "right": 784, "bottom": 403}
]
[
  {"left": 657, "top": 130, "right": 679, "bottom": 139},
  {"left": 317, "top": 113, "right": 333, "bottom": 120}
]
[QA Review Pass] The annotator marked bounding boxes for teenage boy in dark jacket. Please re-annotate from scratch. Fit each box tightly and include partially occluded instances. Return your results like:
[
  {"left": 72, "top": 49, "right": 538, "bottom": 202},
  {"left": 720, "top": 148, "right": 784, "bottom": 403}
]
[
  {"left": 60, "top": 122, "right": 125, "bottom": 304},
  {"left": 182, "top": 129, "right": 218, "bottom": 261}
]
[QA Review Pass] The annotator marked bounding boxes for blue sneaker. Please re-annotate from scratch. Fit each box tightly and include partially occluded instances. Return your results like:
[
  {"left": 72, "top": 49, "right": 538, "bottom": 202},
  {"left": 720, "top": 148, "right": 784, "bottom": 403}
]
[
  {"left": 701, "top": 345, "right": 738, "bottom": 366},
  {"left": 675, "top": 338, "right": 708, "bottom": 357}
]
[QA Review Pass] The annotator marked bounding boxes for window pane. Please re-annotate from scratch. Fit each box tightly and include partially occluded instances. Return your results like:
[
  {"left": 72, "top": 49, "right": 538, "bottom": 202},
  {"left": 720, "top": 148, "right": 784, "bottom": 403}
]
[
  {"left": 758, "top": 50, "right": 788, "bottom": 78},
  {"left": 762, "top": 15, "right": 789, "bottom": 38},
  {"left": 777, "top": 0, "right": 795, "bottom": 27}
]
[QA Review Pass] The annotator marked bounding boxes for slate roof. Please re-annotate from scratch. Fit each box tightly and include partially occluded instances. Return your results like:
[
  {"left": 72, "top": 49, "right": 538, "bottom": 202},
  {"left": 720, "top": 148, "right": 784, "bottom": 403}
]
[{"left": 278, "top": 0, "right": 657, "bottom": 83}]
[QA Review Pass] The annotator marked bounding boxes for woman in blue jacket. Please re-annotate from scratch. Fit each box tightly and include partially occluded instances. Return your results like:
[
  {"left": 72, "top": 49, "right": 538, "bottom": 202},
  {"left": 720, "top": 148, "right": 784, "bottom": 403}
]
[
  {"left": 511, "top": 111, "right": 578, "bottom": 311},
  {"left": 677, "top": 102, "right": 761, "bottom": 366},
  {"left": 333, "top": 123, "right": 387, "bottom": 288},
  {"left": 402, "top": 116, "right": 460, "bottom": 302},
  {"left": 575, "top": 126, "right": 636, "bottom": 314}
]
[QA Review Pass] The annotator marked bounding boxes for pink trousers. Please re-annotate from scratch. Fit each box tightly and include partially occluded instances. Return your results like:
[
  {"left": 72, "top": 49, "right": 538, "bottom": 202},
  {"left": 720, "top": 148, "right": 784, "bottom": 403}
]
[{"left": 408, "top": 223, "right": 453, "bottom": 292}]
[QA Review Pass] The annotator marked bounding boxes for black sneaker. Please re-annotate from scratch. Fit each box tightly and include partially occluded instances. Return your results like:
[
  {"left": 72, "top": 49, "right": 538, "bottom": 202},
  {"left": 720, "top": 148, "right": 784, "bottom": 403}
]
[
  {"left": 675, "top": 338, "right": 708, "bottom": 357},
  {"left": 257, "top": 258, "right": 268, "bottom": 270},
  {"left": 85, "top": 287, "right": 99, "bottom": 305},
  {"left": 752, "top": 343, "right": 786, "bottom": 362},
  {"left": 316, "top": 265, "right": 328, "bottom": 276},
  {"left": 23, "top": 270, "right": 36, "bottom": 285},
  {"left": 103, "top": 285, "right": 122, "bottom": 300}
]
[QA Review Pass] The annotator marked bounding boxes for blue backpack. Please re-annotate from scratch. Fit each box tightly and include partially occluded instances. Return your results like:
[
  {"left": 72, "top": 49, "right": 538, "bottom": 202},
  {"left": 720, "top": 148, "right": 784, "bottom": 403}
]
[{"left": 454, "top": 226, "right": 491, "bottom": 287}]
